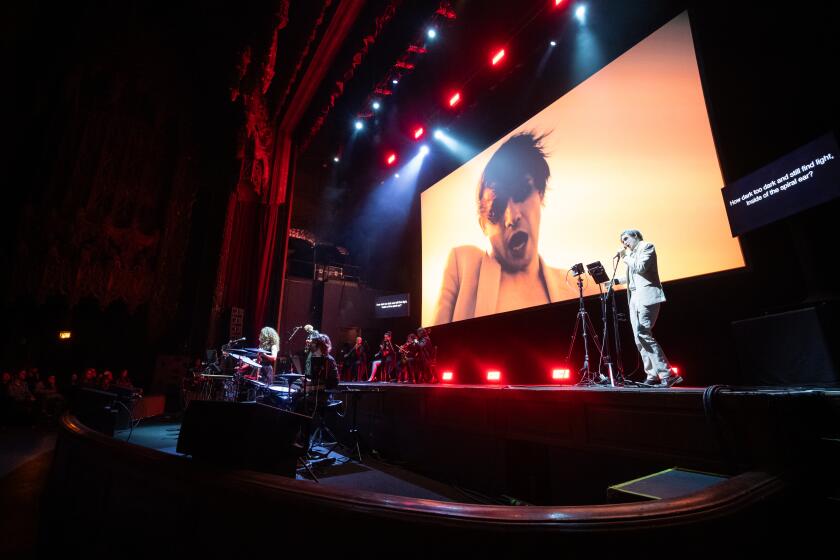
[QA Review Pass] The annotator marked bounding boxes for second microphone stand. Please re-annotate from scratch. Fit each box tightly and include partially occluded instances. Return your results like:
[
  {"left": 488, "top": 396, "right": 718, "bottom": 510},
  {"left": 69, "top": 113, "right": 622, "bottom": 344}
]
[{"left": 598, "top": 257, "right": 625, "bottom": 386}]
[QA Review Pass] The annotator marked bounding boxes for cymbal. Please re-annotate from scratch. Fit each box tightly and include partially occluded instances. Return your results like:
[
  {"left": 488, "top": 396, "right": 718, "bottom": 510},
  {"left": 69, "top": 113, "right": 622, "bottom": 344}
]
[
  {"left": 278, "top": 373, "right": 303, "bottom": 380},
  {"left": 240, "top": 356, "right": 262, "bottom": 368},
  {"left": 243, "top": 347, "right": 269, "bottom": 354}
]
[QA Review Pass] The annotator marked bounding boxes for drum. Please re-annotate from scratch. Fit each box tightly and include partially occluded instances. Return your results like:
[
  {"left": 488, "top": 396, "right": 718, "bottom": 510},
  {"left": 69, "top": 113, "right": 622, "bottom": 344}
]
[{"left": 263, "top": 384, "right": 297, "bottom": 410}]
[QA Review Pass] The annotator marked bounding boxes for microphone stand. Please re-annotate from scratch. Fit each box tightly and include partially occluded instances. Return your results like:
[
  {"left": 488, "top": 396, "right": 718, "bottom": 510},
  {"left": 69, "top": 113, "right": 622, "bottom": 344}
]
[
  {"left": 287, "top": 326, "right": 301, "bottom": 342},
  {"left": 598, "top": 257, "right": 622, "bottom": 386},
  {"left": 607, "top": 256, "right": 626, "bottom": 382}
]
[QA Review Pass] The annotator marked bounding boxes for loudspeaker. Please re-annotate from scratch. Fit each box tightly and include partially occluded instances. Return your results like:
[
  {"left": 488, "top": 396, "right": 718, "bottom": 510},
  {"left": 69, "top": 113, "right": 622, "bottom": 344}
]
[
  {"left": 731, "top": 302, "right": 840, "bottom": 386},
  {"left": 176, "top": 401, "right": 309, "bottom": 477},
  {"left": 607, "top": 468, "right": 728, "bottom": 503},
  {"left": 73, "top": 388, "right": 119, "bottom": 436}
]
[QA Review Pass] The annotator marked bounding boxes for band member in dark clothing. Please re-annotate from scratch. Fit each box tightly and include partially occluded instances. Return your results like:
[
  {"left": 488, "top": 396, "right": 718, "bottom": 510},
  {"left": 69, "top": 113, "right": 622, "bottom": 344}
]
[
  {"left": 308, "top": 334, "right": 339, "bottom": 390},
  {"left": 413, "top": 327, "right": 437, "bottom": 383},
  {"left": 398, "top": 333, "right": 418, "bottom": 383},
  {"left": 368, "top": 331, "right": 397, "bottom": 382},
  {"left": 295, "top": 333, "right": 339, "bottom": 415},
  {"left": 345, "top": 336, "right": 368, "bottom": 381},
  {"left": 302, "top": 324, "right": 320, "bottom": 380}
]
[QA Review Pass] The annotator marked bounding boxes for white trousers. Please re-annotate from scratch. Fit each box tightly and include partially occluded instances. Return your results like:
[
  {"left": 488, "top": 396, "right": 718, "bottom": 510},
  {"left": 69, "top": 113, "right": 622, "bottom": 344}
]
[{"left": 628, "top": 296, "right": 671, "bottom": 379}]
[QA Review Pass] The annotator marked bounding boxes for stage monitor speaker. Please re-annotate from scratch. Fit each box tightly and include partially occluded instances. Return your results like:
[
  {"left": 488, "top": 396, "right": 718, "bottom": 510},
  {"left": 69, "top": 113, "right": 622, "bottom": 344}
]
[
  {"left": 72, "top": 388, "right": 119, "bottom": 436},
  {"left": 607, "top": 468, "right": 728, "bottom": 503},
  {"left": 176, "top": 401, "right": 308, "bottom": 477},
  {"left": 731, "top": 303, "right": 840, "bottom": 386}
]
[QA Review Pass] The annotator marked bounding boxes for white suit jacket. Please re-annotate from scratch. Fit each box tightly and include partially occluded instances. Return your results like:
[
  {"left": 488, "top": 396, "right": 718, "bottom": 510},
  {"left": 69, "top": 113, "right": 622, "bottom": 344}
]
[
  {"left": 616, "top": 241, "right": 666, "bottom": 306},
  {"left": 433, "top": 245, "right": 591, "bottom": 324}
]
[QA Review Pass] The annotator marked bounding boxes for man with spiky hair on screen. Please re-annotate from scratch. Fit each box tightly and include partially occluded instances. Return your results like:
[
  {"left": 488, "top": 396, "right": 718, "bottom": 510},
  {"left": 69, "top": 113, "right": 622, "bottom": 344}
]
[{"left": 434, "top": 132, "right": 580, "bottom": 324}]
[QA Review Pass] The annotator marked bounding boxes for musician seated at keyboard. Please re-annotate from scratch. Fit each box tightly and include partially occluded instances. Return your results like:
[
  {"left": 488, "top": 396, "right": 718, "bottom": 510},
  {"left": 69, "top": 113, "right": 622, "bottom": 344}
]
[
  {"left": 290, "top": 334, "right": 338, "bottom": 415},
  {"left": 304, "top": 334, "right": 339, "bottom": 392}
]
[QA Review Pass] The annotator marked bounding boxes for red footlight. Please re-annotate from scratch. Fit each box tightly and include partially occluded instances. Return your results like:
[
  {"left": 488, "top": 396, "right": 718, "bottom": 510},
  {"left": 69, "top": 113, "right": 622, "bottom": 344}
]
[
  {"left": 386, "top": 152, "right": 397, "bottom": 166},
  {"left": 448, "top": 91, "right": 461, "bottom": 108},
  {"left": 551, "top": 368, "right": 571, "bottom": 381},
  {"left": 442, "top": 371, "right": 454, "bottom": 382},
  {"left": 486, "top": 370, "right": 501, "bottom": 382},
  {"left": 670, "top": 366, "right": 680, "bottom": 375},
  {"left": 413, "top": 126, "right": 425, "bottom": 140},
  {"left": 491, "top": 48, "right": 506, "bottom": 66},
  {"left": 554, "top": 0, "right": 565, "bottom": 7}
]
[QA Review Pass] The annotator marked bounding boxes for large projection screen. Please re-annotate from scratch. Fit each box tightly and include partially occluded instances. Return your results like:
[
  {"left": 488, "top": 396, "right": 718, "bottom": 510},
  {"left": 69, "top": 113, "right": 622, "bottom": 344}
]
[{"left": 422, "top": 11, "right": 744, "bottom": 327}]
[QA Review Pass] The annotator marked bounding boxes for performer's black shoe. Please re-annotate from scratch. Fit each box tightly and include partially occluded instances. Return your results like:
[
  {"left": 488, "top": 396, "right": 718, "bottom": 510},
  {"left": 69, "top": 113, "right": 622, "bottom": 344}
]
[
  {"left": 643, "top": 376, "right": 659, "bottom": 386},
  {"left": 595, "top": 374, "right": 610, "bottom": 385},
  {"left": 658, "top": 375, "right": 683, "bottom": 388}
]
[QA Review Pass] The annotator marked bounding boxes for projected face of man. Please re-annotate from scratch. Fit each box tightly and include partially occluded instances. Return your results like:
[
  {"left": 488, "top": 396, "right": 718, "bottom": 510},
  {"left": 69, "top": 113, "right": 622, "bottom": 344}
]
[
  {"left": 477, "top": 133, "right": 550, "bottom": 275},
  {"left": 479, "top": 179, "right": 543, "bottom": 273}
]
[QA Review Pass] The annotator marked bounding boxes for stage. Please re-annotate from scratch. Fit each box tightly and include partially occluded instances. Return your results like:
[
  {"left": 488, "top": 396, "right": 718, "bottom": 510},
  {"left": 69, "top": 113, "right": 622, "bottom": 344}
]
[
  {"left": 312, "top": 380, "right": 833, "bottom": 505},
  {"left": 38, "top": 382, "right": 839, "bottom": 556}
]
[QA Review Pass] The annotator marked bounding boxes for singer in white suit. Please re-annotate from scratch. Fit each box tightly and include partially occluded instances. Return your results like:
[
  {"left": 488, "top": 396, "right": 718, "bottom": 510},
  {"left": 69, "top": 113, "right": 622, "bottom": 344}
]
[{"left": 614, "top": 229, "right": 681, "bottom": 388}]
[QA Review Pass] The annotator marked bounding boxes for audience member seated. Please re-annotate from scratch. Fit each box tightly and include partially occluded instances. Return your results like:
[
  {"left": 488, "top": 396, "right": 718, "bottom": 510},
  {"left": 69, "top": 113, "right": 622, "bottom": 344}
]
[
  {"left": 1, "top": 371, "right": 12, "bottom": 425},
  {"left": 81, "top": 368, "right": 98, "bottom": 387},
  {"left": 100, "top": 370, "right": 115, "bottom": 391},
  {"left": 7, "top": 370, "right": 36, "bottom": 425},
  {"left": 35, "top": 374, "right": 66, "bottom": 423}
]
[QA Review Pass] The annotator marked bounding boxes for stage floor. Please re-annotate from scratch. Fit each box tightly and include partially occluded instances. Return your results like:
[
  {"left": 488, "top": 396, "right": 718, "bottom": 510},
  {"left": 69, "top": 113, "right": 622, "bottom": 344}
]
[
  {"left": 338, "top": 380, "right": 704, "bottom": 393},
  {"left": 115, "top": 418, "right": 478, "bottom": 502}
]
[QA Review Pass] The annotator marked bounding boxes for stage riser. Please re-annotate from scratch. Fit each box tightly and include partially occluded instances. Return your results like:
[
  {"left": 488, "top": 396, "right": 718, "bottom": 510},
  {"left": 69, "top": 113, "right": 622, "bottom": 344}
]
[
  {"left": 330, "top": 386, "right": 717, "bottom": 503},
  {"left": 332, "top": 384, "right": 830, "bottom": 504}
]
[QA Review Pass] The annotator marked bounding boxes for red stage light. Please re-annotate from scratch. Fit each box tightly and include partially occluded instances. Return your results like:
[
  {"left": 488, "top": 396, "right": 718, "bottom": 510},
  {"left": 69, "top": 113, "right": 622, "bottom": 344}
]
[
  {"left": 554, "top": 0, "right": 565, "bottom": 7},
  {"left": 551, "top": 368, "right": 571, "bottom": 381},
  {"left": 442, "top": 371, "right": 454, "bottom": 382},
  {"left": 491, "top": 48, "right": 506, "bottom": 66},
  {"left": 386, "top": 152, "right": 397, "bottom": 166},
  {"left": 448, "top": 92, "right": 461, "bottom": 107},
  {"left": 670, "top": 366, "right": 680, "bottom": 375},
  {"left": 413, "top": 127, "right": 425, "bottom": 140},
  {"left": 486, "top": 370, "right": 501, "bottom": 382}
]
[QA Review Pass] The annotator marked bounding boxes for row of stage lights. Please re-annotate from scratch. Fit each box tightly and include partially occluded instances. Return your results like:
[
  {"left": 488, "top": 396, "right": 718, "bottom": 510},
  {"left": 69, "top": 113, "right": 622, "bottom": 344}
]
[
  {"left": 334, "top": 1, "right": 589, "bottom": 167},
  {"left": 438, "top": 366, "right": 680, "bottom": 384}
]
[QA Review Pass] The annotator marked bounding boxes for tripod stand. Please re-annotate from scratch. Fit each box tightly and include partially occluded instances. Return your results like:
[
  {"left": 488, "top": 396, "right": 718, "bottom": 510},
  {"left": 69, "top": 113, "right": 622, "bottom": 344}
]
[
  {"left": 337, "top": 389, "right": 364, "bottom": 463},
  {"left": 566, "top": 271, "right": 603, "bottom": 385},
  {"left": 310, "top": 394, "right": 341, "bottom": 456}
]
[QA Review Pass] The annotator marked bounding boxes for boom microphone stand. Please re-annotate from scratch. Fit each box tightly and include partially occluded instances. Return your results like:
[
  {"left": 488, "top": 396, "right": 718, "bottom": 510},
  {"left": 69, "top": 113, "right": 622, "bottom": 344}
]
[{"left": 606, "top": 256, "right": 626, "bottom": 382}]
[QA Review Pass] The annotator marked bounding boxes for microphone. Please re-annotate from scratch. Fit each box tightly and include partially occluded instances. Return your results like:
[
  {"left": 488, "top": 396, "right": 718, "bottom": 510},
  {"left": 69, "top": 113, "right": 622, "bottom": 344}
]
[
  {"left": 614, "top": 250, "right": 623, "bottom": 259},
  {"left": 229, "top": 337, "right": 246, "bottom": 343}
]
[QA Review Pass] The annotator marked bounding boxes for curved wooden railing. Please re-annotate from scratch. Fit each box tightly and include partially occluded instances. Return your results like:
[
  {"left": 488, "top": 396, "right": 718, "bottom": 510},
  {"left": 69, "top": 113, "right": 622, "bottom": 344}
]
[{"left": 47, "top": 414, "right": 786, "bottom": 534}]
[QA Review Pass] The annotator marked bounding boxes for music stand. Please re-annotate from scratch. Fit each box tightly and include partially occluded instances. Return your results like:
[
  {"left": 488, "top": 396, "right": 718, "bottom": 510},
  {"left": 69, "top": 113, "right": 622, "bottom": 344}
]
[
  {"left": 585, "top": 261, "right": 609, "bottom": 285},
  {"left": 587, "top": 261, "right": 621, "bottom": 386}
]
